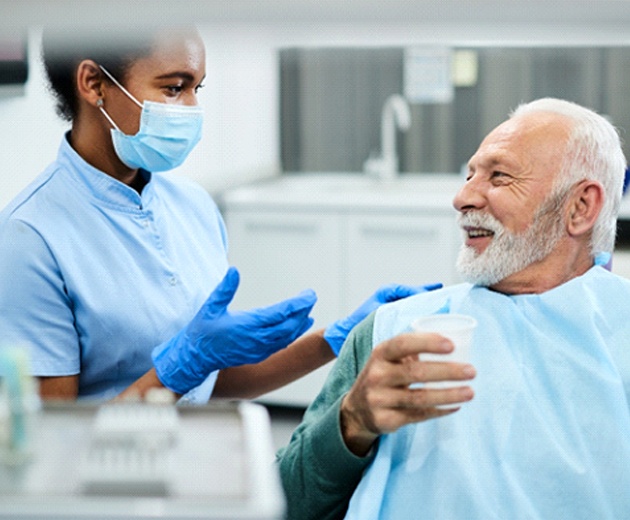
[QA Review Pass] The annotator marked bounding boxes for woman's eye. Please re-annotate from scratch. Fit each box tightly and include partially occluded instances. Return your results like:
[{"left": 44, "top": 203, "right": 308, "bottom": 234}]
[
  {"left": 194, "top": 83, "right": 205, "bottom": 94},
  {"left": 165, "top": 85, "right": 183, "bottom": 95}
]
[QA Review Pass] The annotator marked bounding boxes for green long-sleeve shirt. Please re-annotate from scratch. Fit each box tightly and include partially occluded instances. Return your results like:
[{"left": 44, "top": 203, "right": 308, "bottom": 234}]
[{"left": 276, "top": 313, "right": 376, "bottom": 520}]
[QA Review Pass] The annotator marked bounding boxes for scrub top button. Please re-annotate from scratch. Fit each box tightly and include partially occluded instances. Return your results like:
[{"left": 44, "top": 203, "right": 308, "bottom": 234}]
[{"left": 169, "top": 276, "right": 177, "bottom": 286}]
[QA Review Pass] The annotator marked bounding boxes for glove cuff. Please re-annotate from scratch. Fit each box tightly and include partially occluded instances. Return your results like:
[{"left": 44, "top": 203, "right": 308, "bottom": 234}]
[
  {"left": 152, "top": 336, "right": 212, "bottom": 395},
  {"left": 152, "top": 340, "right": 189, "bottom": 394},
  {"left": 323, "top": 319, "right": 353, "bottom": 356}
]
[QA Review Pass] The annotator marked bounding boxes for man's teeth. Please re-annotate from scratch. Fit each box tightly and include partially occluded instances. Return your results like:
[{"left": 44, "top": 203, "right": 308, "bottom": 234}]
[{"left": 468, "top": 228, "right": 494, "bottom": 238}]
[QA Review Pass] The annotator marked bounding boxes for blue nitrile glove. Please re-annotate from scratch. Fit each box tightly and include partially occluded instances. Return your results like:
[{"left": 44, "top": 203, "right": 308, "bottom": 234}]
[
  {"left": 152, "top": 267, "right": 316, "bottom": 395},
  {"left": 323, "top": 282, "right": 443, "bottom": 356}
]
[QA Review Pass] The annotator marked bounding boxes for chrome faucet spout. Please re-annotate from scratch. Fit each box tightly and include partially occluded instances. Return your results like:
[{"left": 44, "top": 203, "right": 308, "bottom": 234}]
[
  {"left": 364, "top": 94, "right": 411, "bottom": 180},
  {"left": 381, "top": 94, "right": 411, "bottom": 166}
]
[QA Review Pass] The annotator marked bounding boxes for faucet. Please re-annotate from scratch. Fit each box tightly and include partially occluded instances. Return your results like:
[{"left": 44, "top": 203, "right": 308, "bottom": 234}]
[{"left": 363, "top": 94, "right": 411, "bottom": 180}]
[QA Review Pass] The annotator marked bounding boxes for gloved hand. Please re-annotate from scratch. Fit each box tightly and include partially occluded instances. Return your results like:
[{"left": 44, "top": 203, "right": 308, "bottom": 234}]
[
  {"left": 323, "top": 282, "right": 442, "bottom": 356},
  {"left": 152, "top": 267, "right": 316, "bottom": 394}
]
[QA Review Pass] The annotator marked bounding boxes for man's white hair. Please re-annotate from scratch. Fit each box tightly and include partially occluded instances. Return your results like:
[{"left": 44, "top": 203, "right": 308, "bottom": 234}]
[{"left": 510, "top": 98, "right": 626, "bottom": 255}]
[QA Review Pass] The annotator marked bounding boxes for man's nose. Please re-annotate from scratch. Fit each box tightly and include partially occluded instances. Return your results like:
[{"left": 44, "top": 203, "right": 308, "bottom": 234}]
[{"left": 452, "top": 176, "right": 486, "bottom": 213}]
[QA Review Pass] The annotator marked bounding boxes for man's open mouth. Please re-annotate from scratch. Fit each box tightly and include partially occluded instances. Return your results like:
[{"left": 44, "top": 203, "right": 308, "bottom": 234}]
[{"left": 464, "top": 227, "right": 495, "bottom": 239}]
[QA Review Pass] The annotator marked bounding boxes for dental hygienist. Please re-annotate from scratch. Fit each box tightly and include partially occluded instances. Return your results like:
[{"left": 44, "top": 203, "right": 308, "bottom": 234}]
[{"left": 0, "top": 26, "right": 438, "bottom": 403}]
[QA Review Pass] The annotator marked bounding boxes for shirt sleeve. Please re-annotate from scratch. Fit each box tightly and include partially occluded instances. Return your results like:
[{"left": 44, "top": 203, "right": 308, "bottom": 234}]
[
  {"left": 0, "top": 218, "right": 80, "bottom": 374},
  {"left": 276, "top": 312, "right": 376, "bottom": 520}
]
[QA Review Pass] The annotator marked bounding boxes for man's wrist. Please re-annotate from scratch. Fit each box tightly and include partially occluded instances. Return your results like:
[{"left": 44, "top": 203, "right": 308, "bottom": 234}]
[{"left": 339, "top": 394, "right": 379, "bottom": 457}]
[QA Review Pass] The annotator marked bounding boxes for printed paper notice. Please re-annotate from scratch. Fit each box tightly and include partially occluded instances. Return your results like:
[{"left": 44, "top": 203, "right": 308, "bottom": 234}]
[{"left": 404, "top": 47, "right": 453, "bottom": 104}]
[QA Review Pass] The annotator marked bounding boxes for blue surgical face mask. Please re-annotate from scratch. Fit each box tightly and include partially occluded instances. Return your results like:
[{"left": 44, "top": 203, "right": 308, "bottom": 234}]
[{"left": 98, "top": 65, "right": 203, "bottom": 172}]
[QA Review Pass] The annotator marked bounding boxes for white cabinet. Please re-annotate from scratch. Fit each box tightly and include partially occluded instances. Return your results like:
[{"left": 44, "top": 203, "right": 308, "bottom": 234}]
[
  {"left": 224, "top": 210, "right": 344, "bottom": 327},
  {"left": 223, "top": 210, "right": 345, "bottom": 408},
  {"left": 220, "top": 173, "right": 463, "bottom": 406},
  {"left": 345, "top": 213, "right": 460, "bottom": 309}
]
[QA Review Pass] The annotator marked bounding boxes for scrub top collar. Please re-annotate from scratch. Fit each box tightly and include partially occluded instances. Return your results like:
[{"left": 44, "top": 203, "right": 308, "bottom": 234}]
[{"left": 58, "top": 132, "right": 155, "bottom": 211}]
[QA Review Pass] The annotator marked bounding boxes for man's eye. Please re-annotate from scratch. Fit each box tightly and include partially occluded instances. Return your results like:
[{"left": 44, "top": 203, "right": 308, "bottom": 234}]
[{"left": 491, "top": 171, "right": 510, "bottom": 180}]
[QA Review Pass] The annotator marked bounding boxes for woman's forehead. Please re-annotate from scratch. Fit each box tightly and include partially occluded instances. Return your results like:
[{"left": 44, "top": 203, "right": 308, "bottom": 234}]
[{"left": 125, "top": 29, "right": 206, "bottom": 77}]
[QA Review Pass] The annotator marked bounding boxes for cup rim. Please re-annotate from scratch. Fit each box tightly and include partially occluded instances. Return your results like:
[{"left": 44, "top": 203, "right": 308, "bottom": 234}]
[{"left": 411, "top": 313, "right": 477, "bottom": 331}]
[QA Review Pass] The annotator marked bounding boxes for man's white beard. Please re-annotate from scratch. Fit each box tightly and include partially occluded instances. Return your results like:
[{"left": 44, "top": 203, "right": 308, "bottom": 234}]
[{"left": 456, "top": 194, "right": 567, "bottom": 287}]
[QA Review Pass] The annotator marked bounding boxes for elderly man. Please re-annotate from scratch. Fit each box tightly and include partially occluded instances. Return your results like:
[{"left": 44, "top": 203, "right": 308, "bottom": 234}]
[{"left": 277, "top": 98, "right": 630, "bottom": 520}]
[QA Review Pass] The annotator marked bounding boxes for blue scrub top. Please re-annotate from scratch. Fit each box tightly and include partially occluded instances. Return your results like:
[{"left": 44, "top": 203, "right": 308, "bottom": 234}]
[{"left": 0, "top": 134, "right": 229, "bottom": 401}]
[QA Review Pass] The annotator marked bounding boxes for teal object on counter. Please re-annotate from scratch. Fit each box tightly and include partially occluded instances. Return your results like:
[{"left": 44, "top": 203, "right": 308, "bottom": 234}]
[{"left": 0, "top": 346, "right": 39, "bottom": 465}]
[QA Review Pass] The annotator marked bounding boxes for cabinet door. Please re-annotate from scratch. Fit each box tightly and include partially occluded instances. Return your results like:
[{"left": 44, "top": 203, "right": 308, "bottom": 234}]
[
  {"left": 223, "top": 209, "right": 343, "bottom": 407},
  {"left": 224, "top": 209, "right": 343, "bottom": 327},
  {"left": 345, "top": 213, "right": 461, "bottom": 314}
]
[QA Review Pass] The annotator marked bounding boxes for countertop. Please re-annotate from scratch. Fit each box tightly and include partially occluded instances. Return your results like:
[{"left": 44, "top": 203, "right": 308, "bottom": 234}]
[
  {"left": 219, "top": 173, "right": 464, "bottom": 212},
  {"left": 220, "top": 172, "right": 630, "bottom": 219}
]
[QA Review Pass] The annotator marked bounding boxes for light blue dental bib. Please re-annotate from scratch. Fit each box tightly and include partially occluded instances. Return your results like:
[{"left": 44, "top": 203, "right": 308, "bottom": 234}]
[{"left": 345, "top": 267, "right": 630, "bottom": 520}]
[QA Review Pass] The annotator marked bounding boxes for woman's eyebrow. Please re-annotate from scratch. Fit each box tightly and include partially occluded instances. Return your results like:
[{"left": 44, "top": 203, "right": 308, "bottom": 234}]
[{"left": 154, "top": 71, "right": 196, "bottom": 82}]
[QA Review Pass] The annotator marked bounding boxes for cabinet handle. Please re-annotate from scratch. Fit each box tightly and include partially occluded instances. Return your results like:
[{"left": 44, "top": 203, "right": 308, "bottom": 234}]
[
  {"left": 245, "top": 222, "right": 318, "bottom": 234},
  {"left": 359, "top": 226, "right": 438, "bottom": 240}
]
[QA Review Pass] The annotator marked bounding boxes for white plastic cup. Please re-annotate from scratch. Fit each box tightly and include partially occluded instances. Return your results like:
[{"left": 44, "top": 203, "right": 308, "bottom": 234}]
[{"left": 410, "top": 314, "right": 477, "bottom": 393}]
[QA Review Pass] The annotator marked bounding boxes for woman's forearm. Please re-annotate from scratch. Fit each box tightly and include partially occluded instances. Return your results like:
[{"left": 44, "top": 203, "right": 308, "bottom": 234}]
[
  {"left": 115, "top": 368, "right": 180, "bottom": 401},
  {"left": 212, "top": 329, "right": 335, "bottom": 399},
  {"left": 38, "top": 331, "right": 334, "bottom": 403},
  {"left": 38, "top": 368, "right": 177, "bottom": 402}
]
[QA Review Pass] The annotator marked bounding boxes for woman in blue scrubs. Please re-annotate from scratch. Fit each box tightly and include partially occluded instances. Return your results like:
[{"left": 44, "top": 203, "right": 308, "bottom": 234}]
[{"left": 0, "top": 26, "right": 431, "bottom": 403}]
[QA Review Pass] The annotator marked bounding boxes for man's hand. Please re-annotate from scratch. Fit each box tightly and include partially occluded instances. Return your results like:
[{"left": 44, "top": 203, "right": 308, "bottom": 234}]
[{"left": 340, "top": 332, "right": 476, "bottom": 456}]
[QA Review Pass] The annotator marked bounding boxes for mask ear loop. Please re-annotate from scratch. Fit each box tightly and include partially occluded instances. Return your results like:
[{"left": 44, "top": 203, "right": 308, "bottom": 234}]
[
  {"left": 96, "top": 97, "right": 121, "bottom": 131},
  {"left": 98, "top": 65, "right": 143, "bottom": 109},
  {"left": 97, "top": 65, "right": 144, "bottom": 132}
]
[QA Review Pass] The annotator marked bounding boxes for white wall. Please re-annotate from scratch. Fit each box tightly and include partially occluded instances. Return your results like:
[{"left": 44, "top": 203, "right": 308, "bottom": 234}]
[
  {"left": 4, "top": 2, "right": 630, "bottom": 209},
  {"left": 0, "top": 29, "right": 68, "bottom": 210}
]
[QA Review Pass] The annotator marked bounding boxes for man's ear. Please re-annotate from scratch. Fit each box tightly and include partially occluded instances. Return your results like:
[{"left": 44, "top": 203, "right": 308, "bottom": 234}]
[
  {"left": 75, "top": 59, "right": 106, "bottom": 108},
  {"left": 566, "top": 180, "right": 604, "bottom": 238}
]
